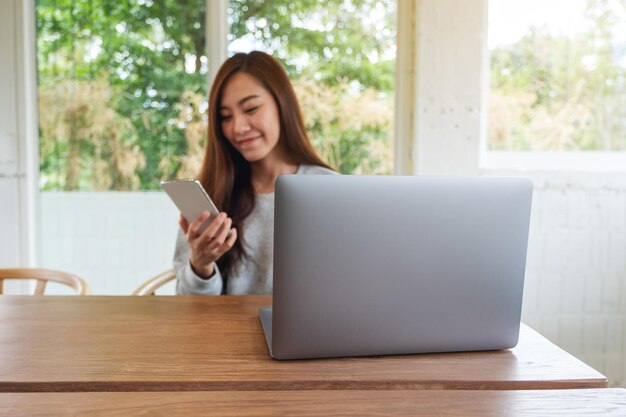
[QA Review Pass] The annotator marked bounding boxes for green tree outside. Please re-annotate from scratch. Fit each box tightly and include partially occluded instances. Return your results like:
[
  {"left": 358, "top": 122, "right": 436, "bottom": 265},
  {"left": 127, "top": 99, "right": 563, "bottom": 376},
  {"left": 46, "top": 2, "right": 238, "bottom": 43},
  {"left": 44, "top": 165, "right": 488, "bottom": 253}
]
[{"left": 488, "top": 0, "right": 626, "bottom": 151}]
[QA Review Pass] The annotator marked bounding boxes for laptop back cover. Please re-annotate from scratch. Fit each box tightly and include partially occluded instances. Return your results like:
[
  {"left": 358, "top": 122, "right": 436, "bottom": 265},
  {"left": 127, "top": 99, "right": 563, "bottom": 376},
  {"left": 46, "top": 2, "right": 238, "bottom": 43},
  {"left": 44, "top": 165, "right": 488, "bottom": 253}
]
[{"left": 271, "top": 175, "right": 532, "bottom": 360}]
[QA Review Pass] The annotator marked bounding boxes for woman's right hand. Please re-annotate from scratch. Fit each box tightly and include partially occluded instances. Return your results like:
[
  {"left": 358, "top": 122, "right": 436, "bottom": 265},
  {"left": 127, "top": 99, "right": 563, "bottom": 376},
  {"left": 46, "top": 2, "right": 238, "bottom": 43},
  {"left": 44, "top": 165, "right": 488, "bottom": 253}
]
[{"left": 179, "top": 211, "right": 238, "bottom": 279}]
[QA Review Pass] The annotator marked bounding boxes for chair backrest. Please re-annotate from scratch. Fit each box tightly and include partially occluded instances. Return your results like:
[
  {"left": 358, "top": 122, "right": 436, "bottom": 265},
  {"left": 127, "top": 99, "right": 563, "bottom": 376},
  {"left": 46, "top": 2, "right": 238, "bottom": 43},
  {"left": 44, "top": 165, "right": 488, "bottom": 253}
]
[
  {"left": 132, "top": 269, "right": 177, "bottom": 296},
  {"left": 0, "top": 268, "right": 90, "bottom": 295}
]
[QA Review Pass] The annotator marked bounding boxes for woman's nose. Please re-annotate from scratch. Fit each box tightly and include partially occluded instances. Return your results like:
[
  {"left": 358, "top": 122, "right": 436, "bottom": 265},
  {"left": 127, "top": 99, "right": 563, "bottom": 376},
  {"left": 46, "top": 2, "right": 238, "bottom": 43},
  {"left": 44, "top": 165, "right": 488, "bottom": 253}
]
[{"left": 233, "top": 115, "right": 251, "bottom": 135}]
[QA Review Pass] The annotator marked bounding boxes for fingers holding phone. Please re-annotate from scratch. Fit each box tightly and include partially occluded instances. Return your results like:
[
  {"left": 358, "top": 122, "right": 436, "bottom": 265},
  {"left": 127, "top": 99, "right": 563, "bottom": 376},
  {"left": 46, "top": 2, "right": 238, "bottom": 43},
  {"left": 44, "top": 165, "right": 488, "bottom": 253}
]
[
  {"left": 208, "top": 213, "right": 236, "bottom": 247},
  {"left": 162, "top": 179, "right": 237, "bottom": 278},
  {"left": 183, "top": 211, "right": 237, "bottom": 278}
]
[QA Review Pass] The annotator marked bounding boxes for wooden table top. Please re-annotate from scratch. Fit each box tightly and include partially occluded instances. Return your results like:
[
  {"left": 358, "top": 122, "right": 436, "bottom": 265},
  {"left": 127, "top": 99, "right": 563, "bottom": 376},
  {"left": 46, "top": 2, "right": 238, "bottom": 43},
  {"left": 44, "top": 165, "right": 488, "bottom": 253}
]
[
  {"left": 0, "top": 296, "right": 607, "bottom": 392},
  {"left": 1, "top": 389, "right": 625, "bottom": 416}
]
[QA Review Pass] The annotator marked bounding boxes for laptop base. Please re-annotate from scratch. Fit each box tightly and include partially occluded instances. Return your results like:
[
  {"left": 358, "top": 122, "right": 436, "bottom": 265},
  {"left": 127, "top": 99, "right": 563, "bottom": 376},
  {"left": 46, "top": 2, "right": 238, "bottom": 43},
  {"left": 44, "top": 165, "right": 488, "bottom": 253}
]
[{"left": 259, "top": 307, "right": 274, "bottom": 358}]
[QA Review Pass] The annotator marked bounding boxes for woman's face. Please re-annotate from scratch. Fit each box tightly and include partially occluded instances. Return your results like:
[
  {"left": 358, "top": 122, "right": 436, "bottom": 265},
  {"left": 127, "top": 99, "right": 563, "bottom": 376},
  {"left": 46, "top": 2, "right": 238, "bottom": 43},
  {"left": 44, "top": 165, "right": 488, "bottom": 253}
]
[{"left": 219, "top": 72, "right": 282, "bottom": 163}]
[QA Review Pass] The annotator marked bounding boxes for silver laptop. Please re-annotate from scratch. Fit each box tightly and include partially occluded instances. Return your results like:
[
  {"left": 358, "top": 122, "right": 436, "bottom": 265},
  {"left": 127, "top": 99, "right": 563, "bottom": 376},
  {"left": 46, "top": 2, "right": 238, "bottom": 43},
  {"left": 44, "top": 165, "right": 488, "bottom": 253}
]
[{"left": 260, "top": 175, "right": 532, "bottom": 360}]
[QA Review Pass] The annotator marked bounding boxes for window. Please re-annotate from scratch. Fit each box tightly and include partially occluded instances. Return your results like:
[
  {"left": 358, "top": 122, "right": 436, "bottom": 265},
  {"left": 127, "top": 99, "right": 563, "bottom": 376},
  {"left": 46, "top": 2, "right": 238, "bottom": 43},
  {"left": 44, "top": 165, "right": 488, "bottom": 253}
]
[
  {"left": 37, "top": 0, "right": 209, "bottom": 190},
  {"left": 36, "top": 0, "right": 397, "bottom": 192},
  {"left": 487, "top": 0, "right": 626, "bottom": 152}
]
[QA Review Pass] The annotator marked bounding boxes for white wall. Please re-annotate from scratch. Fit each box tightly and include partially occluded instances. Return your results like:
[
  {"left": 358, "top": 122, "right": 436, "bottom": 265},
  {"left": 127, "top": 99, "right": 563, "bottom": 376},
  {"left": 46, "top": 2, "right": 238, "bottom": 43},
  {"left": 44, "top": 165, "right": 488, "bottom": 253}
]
[
  {"left": 0, "top": 0, "right": 38, "bottom": 294},
  {"left": 411, "top": 0, "right": 485, "bottom": 175},
  {"left": 490, "top": 171, "right": 626, "bottom": 387},
  {"left": 40, "top": 192, "right": 179, "bottom": 295}
]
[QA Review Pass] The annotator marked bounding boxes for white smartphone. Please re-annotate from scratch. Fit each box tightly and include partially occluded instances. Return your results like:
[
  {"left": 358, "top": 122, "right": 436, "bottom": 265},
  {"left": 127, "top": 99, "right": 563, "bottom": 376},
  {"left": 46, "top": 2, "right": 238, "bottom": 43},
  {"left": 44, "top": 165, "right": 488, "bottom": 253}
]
[{"left": 161, "top": 179, "right": 220, "bottom": 234}]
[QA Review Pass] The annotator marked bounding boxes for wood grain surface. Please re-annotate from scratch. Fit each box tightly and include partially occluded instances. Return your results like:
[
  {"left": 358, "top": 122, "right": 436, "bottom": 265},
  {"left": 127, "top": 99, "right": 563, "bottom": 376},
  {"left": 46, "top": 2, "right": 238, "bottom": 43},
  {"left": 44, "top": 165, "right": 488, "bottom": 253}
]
[
  {"left": 1, "top": 389, "right": 625, "bottom": 416},
  {"left": 0, "top": 296, "right": 608, "bottom": 392}
]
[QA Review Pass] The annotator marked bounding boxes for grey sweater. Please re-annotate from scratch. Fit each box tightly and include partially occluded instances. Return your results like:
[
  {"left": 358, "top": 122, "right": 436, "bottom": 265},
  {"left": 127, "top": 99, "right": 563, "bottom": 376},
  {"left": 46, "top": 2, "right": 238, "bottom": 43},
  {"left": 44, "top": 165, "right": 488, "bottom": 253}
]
[{"left": 174, "top": 164, "right": 336, "bottom": 295}]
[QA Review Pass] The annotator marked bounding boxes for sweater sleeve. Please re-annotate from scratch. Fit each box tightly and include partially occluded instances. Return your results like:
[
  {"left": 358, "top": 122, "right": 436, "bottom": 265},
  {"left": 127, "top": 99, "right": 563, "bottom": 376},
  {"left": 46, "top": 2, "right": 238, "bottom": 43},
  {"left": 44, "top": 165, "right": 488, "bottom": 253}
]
[{"left": 173, "top": 228, "right": 224, "bottom": 295}]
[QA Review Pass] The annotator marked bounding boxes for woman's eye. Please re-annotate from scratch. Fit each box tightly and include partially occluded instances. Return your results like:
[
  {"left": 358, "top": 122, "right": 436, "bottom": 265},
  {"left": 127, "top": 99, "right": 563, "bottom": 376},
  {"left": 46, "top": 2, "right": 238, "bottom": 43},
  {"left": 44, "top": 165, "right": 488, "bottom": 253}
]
[
  {"left": 244, "top": 106, "right": 259, "bottom": 114},
  {"left": 221, "top": 114, "right": 232, "bottom": 122}
]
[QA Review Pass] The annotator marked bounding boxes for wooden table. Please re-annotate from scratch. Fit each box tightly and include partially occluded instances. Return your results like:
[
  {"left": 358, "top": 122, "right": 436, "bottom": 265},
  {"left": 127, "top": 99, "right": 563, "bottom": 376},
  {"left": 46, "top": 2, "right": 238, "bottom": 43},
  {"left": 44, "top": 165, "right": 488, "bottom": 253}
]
[
  {"left": 1, "top": 389, "right": 625, "bottom": 416},
  {"left": 0, "top": 296, "right": 607, "bottom": 392}
]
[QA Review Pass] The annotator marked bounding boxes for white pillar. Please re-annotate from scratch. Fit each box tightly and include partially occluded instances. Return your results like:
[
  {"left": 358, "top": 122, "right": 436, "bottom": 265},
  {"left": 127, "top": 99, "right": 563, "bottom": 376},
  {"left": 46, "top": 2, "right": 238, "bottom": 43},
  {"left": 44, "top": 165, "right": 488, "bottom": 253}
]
[
  {"left": 394, "top": 0, "right": 417, "bottom": 175},
  {"left": 206, "top": 0, "right": 229, "bottom": 90},
  {"left": 411, "top": 0, "right": 487, "bottom": 175},
  {"left": 0, "top": 0, "right": 40, "bottom": 293}
]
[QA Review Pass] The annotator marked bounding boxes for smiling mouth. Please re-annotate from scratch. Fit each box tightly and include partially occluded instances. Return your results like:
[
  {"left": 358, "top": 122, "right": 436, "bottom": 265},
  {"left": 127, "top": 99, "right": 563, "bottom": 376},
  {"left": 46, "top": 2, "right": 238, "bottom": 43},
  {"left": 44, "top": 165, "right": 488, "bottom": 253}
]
[{"left": 237, "top": 136, "right": 260, "bottom": 147}]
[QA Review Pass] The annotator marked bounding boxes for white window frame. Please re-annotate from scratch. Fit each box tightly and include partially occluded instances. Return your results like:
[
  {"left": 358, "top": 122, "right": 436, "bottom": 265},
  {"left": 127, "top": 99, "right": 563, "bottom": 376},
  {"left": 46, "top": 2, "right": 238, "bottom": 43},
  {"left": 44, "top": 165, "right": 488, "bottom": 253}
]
[
  {"left": 1, "top": 0, "right": 40, "bottom": 272},
  {"left": 481, "top": 151, "right": 626, "bottom": 172},
  {"left": 207, "top": 0, "right": 228, "bottom": 87},
  {"left": 394, "top": 0, "right": 415, "bottom": 175}
]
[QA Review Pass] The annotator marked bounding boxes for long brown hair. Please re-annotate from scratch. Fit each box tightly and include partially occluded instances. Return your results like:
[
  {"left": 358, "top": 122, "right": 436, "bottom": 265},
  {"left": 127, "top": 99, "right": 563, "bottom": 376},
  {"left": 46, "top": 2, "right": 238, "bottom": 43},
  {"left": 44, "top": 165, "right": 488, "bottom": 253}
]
[{"left": 199, "top": 51, "right": 332, "bottom": 279}]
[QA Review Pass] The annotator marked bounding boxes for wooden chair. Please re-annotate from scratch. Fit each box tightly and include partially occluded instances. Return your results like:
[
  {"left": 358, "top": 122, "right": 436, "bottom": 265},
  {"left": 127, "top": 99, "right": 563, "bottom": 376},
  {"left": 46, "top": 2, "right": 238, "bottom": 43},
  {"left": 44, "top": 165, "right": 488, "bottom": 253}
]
[
  {"left": 132, "top": 269, "right": 177, "bottom": 296},
  {"left": 0, "top": 268, "right": 90, "bottom": 295}
]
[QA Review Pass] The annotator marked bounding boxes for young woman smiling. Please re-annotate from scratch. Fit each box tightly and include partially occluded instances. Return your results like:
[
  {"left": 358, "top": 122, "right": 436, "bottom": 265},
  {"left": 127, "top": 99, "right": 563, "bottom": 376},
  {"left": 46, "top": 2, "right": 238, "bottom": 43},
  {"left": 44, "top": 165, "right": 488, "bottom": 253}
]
[{"left": 174, "top": 51, "right": 335, "bottom": 295}]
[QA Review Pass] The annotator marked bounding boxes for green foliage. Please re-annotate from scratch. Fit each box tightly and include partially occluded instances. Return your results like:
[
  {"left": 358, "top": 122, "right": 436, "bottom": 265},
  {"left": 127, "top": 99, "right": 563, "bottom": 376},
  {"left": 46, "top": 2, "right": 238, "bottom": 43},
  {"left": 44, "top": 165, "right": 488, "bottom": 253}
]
[
  {"left": 37, "top": 0, "right": 208, "bottom": 190},
  {"left": 37, "top": 0, "right": 396, "bottom": 190},
  {"left": 38, "top": 79, "right": 146, "bottom": 190},
  {"left": 488, "top": 0, "right": 626, "bottom": 151},
  {"left": 229, "top": 0, "right": 396, "bottom": 90},
  {"left": 293, "top": 78, "right": 393, "bottom": 174}
]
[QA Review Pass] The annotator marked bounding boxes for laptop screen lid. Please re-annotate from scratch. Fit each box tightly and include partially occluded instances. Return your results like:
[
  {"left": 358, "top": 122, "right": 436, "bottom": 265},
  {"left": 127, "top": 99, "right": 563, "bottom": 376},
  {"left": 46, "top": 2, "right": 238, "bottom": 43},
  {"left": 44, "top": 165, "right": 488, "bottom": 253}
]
[{"left": 260, "top": 175, "right": 532, "bottom": 360}]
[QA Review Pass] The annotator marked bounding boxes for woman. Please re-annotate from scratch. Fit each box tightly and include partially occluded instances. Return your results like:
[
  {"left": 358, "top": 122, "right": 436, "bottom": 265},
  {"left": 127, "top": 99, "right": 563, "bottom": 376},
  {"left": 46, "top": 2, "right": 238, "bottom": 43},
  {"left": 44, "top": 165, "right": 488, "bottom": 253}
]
[{"left": 174, "top": 51, "right": 335, "bottom": 295}]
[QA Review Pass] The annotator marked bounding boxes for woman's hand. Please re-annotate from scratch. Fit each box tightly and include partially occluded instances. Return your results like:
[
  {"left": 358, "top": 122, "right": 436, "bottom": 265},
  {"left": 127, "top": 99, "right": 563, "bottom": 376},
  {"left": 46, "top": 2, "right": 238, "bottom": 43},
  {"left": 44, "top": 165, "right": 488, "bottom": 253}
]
[{"left": 179, "top": 211, "right": 238, "bottom": 279}]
